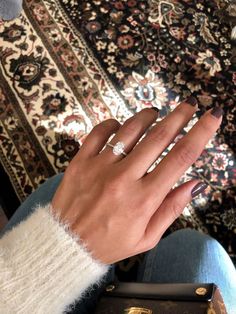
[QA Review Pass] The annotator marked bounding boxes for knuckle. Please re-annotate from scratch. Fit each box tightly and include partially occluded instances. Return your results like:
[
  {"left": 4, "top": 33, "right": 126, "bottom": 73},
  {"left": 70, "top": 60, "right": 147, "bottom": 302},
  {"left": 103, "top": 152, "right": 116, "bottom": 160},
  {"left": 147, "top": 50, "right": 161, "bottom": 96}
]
[
  {"left": 93, "top": 122, "right": 104, "bottom": 133},
  {"left": 176, "top": 142, "right": 197, "bottom": 166},
  {"left": 142, "top": 107, "right": 157, "bottom": 116},
  {"left": 94, "top": 119, "right": 120, "bottom": 135},
  {"left": 123, "top": 117, "right": 141, "bottom": 135},
  {"left": 148, "top": 123, "right": 169, "bottom": 144},
  {"left": 198, "top": 118, "right": 213, "bottom": 134},
  {"left": 105, "top": 118, "right": 120, "bottom": 128},
  {"left": 98, "top": 124, "right": 109, "bottom": 137},
  {"left": 164, "top": 195, "right": 183, "bottom": 221},
  {"left": 93, "top": 123, "right": 108, "bottom": 137},
  {"left": 170, "top": 201, "right": 183, "bottom": 220}
]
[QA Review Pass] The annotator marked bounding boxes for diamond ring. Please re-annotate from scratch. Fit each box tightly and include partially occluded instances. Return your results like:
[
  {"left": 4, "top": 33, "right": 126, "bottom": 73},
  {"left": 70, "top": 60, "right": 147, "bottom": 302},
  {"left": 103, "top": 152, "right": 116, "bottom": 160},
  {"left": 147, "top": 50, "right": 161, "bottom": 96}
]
[{"left": 106, "top": 141, "right": 127, "bottom": 156}]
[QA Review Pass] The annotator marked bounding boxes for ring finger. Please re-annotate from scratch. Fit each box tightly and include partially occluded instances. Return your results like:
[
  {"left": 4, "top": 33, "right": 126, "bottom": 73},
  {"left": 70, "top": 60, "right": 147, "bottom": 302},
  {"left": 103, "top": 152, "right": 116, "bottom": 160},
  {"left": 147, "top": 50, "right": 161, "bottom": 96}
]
[{"left": 100, "top": 107, "right": 159, "bottom": 162}]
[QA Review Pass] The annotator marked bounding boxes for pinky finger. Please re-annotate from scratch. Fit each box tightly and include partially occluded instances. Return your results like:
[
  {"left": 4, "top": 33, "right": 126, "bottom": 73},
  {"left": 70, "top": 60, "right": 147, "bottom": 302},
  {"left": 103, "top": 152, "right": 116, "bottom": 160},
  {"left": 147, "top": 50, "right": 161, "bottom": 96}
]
[
  {"left": 78, "top": 119, "right": 120, "bottom": 159},
  {"left": 140, "top": 180, "right": 208, "bottom": 252}
]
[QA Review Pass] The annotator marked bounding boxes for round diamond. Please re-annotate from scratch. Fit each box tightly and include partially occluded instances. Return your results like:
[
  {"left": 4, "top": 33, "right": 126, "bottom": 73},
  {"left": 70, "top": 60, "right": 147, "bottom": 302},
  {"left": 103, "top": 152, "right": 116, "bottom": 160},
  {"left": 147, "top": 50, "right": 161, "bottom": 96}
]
[{"left": 113, "top": 142, "right": 125, "bottom": 155}]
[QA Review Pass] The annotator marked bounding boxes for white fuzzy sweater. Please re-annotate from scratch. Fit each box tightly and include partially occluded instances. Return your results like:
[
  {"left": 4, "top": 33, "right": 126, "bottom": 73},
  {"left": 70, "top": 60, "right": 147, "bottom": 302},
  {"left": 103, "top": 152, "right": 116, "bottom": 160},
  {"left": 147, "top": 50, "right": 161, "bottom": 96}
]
[{"left": 0, "top": 204, "right": 109, "bottom": 314}]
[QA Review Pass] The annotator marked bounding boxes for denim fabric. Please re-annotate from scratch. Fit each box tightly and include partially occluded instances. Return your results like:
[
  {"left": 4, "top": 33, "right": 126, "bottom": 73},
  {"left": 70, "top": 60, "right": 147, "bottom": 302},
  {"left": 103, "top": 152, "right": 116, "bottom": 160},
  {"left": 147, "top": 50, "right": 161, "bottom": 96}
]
[
  {"left": 0, "top": 0, "right": 22, "bottom": 20},
  {"left": 1, "top": 174, "right": 236, "bottom": 313},
  {"left": 137, "top": 229, "right": 236, "bottom": 314}
]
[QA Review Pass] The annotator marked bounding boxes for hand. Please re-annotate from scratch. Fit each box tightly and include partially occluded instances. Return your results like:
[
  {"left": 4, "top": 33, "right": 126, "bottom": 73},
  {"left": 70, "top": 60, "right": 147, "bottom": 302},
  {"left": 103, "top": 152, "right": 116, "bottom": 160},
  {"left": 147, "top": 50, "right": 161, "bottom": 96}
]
[{"left": 51, "top": 98, "right": 222, "bottom": 264}]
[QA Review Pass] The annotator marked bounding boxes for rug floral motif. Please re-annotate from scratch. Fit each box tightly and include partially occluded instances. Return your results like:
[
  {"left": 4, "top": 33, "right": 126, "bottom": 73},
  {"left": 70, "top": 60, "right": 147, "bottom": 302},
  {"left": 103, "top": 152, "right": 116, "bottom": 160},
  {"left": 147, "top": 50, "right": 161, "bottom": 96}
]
[{"left": 0, "top": 0, "right": 235, "bottom": 266}]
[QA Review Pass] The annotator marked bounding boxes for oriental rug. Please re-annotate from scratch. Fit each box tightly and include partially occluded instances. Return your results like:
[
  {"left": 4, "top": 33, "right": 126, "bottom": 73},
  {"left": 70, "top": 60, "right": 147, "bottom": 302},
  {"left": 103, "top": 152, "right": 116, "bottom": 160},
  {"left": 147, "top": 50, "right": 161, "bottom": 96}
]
[{"left": 0, "top": 0, "right": 235, "bottom": 267}]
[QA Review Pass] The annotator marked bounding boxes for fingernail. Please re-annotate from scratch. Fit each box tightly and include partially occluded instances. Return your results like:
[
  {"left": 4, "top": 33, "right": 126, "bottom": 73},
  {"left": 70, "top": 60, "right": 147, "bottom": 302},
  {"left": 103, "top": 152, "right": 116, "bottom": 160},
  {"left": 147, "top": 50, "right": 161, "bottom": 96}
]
[
  {"left": 191, "top": 182, "right": 208, "bottom": 198},
  {"left": 185, "top": 96, "right": 198, "bottom": 107},
  {"left": 211, "top": 107, "right": 223, "bottom": 118},
  {"left": 151, "top": 107, "right": 160, "bottom": 113}
]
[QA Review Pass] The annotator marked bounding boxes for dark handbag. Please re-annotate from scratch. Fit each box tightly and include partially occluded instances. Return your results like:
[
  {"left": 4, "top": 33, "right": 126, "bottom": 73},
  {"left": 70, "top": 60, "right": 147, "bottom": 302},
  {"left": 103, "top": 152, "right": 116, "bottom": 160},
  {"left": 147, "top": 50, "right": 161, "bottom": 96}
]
[{"left": 95, "top": 282, "right": 227, "bottom": 314}]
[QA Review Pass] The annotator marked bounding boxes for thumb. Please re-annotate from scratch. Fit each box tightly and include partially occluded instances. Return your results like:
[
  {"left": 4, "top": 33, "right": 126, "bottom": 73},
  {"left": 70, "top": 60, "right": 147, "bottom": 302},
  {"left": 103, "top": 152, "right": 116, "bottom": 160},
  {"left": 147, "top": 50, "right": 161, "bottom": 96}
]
[{"left": 142, "top": 180, "right": 208, "bottom": 251}]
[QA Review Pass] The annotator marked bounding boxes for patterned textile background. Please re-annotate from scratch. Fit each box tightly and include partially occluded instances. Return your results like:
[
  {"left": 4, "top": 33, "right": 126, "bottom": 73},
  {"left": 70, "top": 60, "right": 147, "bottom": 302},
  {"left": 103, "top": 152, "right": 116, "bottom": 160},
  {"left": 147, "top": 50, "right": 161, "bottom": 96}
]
[{"left": 0, "top": 0, "right": 235, "bottom": 268}]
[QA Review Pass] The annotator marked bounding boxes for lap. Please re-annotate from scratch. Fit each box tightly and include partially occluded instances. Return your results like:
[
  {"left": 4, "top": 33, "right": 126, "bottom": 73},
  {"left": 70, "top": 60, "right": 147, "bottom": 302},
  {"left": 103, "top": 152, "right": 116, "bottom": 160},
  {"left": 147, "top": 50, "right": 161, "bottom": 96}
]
[
  {"left": 138, "top": 228, "right": 236, "bottom": 314},
  {"left": 1, "top": 174, "right": 236, "bottom": 313}
]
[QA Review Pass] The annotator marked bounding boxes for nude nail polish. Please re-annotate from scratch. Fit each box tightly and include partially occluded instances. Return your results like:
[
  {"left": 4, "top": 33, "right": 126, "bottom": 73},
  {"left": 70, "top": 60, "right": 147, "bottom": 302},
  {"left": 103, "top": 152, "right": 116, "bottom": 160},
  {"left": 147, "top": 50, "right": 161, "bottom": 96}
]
[
  {"left": 211, "top": 107, "right": 223, "bottom": 118},
  {"left": 191, "top": 182, "right": 208, "bottom": 198},
  {"left": 185, "top": 96, "right": 198, "bottom": 106}
]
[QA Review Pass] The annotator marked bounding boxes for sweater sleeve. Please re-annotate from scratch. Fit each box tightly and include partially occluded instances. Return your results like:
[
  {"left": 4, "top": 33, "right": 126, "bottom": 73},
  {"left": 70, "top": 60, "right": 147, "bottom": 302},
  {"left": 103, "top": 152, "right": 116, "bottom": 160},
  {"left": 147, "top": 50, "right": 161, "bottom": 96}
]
[{"left": 0, "top": 204, "right": 109, "bottom": 314}]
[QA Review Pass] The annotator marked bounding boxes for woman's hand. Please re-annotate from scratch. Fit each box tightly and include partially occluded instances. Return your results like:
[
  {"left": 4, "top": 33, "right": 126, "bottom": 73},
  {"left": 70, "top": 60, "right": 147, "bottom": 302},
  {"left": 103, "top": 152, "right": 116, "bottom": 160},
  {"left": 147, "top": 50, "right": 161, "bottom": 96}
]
[{"left": 52, "top": 98, "right": 222, "bottom": 264}]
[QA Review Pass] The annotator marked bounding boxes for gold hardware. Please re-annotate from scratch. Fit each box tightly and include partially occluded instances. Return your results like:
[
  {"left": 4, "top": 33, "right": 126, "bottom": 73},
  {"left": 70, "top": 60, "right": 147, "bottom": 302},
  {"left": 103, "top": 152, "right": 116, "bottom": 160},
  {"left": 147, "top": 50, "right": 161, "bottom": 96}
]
[
  {"left": 106, "top": 284, "right": 115, "bottom": 292},
  {"left": 195, "top": 287, "right": 207, "bottom": 296},
  {"left": 207, "top": 302, "right": 217, "bottom": 314},
  {"left": 124, "top": 307, "right": 153, "bottom": 314}
]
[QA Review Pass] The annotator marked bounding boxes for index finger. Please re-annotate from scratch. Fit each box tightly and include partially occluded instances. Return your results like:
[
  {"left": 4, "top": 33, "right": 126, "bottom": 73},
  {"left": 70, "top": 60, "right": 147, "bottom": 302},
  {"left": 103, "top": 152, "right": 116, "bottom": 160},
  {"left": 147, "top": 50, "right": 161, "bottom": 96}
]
[{"left": 144, "top": 107, "right": 223, "bottom": 201}]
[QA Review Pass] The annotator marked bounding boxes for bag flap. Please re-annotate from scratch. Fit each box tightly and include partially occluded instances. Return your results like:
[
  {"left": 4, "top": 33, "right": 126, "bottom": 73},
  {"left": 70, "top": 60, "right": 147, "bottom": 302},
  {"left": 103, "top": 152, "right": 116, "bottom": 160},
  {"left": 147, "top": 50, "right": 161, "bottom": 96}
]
[{"left": 104, "top": 282, "right": 216, "bottom": 302}]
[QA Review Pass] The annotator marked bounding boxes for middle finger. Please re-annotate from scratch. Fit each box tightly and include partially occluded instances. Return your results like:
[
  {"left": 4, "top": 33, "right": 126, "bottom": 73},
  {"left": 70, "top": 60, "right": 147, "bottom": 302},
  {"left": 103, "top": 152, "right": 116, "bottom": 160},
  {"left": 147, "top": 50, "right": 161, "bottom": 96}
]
[{"left": 120, "top": 97, "right": 198, "bottom": 179}]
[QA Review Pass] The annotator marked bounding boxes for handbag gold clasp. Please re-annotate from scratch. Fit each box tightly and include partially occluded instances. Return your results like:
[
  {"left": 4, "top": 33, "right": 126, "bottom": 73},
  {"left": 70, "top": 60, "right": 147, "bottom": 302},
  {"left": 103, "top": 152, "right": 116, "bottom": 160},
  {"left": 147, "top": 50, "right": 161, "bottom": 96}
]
[{"left": 124, "top": 307, "right": 153, "bottom": 314}]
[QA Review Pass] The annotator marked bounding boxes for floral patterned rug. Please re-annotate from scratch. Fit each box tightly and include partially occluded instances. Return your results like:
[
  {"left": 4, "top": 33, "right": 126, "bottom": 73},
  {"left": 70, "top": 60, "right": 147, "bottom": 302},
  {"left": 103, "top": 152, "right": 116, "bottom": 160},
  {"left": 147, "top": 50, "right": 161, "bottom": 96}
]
[{"left": 0, "top": 0, "right": 235, "bottom": 267}]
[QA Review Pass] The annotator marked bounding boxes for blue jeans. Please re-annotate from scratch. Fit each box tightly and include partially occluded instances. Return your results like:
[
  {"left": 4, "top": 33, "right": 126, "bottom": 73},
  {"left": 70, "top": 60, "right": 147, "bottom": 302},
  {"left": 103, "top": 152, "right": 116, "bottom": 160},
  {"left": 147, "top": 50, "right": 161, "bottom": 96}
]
[{"left": 1, "top": 174, "right": 236, "bottom": 314}]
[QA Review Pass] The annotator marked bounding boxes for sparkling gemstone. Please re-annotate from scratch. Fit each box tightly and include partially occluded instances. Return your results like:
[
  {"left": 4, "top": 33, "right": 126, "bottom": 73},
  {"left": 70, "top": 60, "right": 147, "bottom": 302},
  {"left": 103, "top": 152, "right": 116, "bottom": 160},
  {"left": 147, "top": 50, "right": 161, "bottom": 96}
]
[{"left": 113, "top": 142, "right": 125, "bottom": 155}]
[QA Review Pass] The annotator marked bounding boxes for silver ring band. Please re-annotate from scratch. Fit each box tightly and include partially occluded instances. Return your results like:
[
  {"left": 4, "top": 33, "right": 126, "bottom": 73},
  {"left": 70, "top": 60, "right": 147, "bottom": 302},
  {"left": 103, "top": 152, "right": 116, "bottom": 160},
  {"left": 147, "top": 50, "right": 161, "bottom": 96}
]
[{"left": 107, "top": 141, "right": 127, "bottom": 156}]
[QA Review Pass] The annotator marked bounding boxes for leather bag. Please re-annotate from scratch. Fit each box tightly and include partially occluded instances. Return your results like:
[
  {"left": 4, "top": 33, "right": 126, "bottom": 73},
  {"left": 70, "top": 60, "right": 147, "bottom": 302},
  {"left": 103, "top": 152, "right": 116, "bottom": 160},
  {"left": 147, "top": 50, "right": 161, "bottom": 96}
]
[{"left": 95, "top": 282, "right": 227, "bottom": 314}]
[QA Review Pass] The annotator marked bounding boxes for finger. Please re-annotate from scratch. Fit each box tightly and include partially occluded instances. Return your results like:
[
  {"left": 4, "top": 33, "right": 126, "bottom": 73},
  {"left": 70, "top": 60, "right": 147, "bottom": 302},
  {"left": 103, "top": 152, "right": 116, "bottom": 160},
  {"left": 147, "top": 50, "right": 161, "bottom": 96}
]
[
  {"left": 145, "top": 107, "right": 223, "bottom": 199},
  {"left": 121, "top": 97, "right": 198, "bottom": 179},
  {"left": 78, "top": 119, "right": 121, "bottom": 158},
  {"left": 138, "top": 180, "right": 208, "bottom": 252},
  {"left": 101, "top": 107, "right": 159, "bottom": 163}
]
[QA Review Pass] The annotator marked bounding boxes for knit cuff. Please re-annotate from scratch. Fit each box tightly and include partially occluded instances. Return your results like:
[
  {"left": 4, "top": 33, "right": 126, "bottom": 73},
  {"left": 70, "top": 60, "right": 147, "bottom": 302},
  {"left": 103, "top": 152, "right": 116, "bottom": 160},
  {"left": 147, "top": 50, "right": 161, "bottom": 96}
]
[{"left": 0, "top": 204, "right": 109, "bottom": 314}]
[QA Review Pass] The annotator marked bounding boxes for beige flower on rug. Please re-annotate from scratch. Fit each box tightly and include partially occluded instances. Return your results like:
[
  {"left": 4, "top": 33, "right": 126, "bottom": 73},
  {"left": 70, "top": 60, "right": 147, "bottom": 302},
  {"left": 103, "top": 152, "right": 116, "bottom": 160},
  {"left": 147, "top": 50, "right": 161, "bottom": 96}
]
[
  {"left": 148, "top": 0, "right": 183, "bottom": 27},
  {"left": 196, "top": 50, "right": 222, "bottom": 76},
  {"left": 212, "top": 153, "right": 228, "bottom": 171},
  {"left": 121, "top": 70, "right": 167, "bottom": 110},
  {"left": 62, "top": 0, "right": 77, "bottom": 6}
]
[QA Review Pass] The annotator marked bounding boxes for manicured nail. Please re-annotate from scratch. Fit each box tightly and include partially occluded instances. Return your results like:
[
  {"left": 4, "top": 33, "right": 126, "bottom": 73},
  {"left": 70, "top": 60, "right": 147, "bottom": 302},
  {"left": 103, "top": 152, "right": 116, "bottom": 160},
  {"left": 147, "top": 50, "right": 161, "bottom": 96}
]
[
  {"left": 191, "top": 182, "right": 208, "bottom": 198},
  {"left": 151, "top": 107, "right": 160, "bottom": 113},
  {"left": 211, "top": 107, "right": 223, "bottom": 118},
  {"left": 185, "top": 96, "right": 198, "bottom": 107}
]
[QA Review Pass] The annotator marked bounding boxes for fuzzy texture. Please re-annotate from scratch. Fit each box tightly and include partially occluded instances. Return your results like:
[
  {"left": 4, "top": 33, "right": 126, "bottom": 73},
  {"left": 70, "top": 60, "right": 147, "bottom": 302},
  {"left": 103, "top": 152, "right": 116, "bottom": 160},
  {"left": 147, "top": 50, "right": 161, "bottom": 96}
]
[
  {"left": 0, "top": 204, "right": 109, "bottom": 313},
  {"left": 0, "top": 0, "right": 22, "bottom": 20}
]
